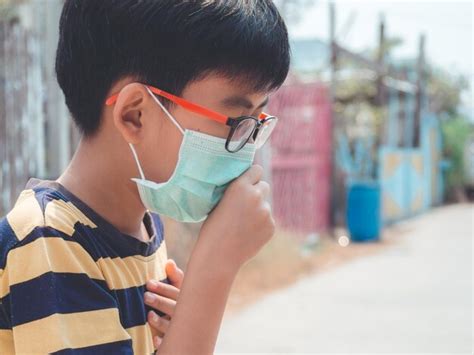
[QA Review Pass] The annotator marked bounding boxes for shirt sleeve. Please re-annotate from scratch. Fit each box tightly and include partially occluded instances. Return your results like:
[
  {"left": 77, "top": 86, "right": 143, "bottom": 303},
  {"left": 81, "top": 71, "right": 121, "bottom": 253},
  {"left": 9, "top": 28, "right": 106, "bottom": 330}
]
[{"left": 3, "top": 233, "right": 134, "bottom": 354}]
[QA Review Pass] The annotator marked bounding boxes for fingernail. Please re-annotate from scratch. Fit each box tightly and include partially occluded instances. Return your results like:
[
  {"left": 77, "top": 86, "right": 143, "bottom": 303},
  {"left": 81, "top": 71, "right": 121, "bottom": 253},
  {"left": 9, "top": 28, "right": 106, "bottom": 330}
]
[
  {"left": 144, "top": 292, "right": 155, "bottom": 303},
  {"left": 149, "top": 279, "right": 159, "bottom": 287},
  {"left": 152, "top": 312, "right": 159, "bottom": 323}
]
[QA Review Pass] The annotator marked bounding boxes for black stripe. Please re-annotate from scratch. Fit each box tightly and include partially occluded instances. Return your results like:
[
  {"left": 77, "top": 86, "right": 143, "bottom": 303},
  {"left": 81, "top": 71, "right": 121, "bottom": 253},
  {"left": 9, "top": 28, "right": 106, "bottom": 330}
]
[
  {"left": 9, "top": 272, "right": 116, "bottom": 327},
  {"left": 5, "top": 271, "right": 170, "bottom": 328},
  {"left": 0, "top": 294, "right": 11, "bottom": 330},
  {"left": 74, "top": 222, "right": 165, "bottom": 259},
  {"left": 32, "top": 184, "right": 165, "bottom": 258},
  {"left": 51, "top": 338, "right": 134, "bottom": 354},
  {"left": 112, "top": 279, "right": 170, "bottom": 329},
  {"left": 0, "top": 218, "right": 20, "bottom": 270},
  {"left": 113, "top": 286, "right": 148, "bottom": 329},
  {"left": 8, "top": 225, "right": 164, "bottom": 262}
]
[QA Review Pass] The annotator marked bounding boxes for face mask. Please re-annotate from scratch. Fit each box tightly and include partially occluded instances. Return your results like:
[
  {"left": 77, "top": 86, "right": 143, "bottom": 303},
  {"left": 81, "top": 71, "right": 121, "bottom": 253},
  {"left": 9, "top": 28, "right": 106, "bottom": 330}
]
[{"left": 129, "top": 86, "right": 257, "bottom": 223}]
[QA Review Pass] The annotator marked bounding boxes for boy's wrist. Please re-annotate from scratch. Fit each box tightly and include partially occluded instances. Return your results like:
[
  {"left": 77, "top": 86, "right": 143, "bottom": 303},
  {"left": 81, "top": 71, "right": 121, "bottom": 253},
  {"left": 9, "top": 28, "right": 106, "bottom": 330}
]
[{"left": 192, "top": 232, "right": 240, "bottom": 280}]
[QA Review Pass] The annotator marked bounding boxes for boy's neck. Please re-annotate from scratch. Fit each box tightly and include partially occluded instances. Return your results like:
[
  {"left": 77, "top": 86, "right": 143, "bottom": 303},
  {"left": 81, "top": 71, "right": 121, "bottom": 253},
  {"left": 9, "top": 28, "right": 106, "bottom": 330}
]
[{"left": 57, "top": 138, "right": 150, "bottom": 242}]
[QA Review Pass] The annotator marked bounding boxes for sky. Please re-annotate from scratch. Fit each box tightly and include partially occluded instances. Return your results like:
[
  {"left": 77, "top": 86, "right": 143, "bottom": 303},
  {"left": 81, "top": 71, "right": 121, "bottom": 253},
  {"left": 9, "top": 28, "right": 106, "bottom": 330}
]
[{"left": 287, "top": 0, "right": 473, "bottom": 110}]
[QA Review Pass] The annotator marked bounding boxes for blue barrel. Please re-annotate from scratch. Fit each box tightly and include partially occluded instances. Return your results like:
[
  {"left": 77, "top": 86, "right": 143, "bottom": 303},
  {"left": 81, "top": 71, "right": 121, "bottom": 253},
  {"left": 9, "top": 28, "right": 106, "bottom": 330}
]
[{"left": 346, "top": 181, "right": 381, "bottom": 242}]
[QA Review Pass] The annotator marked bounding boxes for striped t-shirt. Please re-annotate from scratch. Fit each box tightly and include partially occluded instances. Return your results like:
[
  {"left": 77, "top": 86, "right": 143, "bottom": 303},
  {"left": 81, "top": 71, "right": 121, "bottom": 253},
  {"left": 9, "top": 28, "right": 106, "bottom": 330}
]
[{"left": 0, "top": 178, "right": 170, "bottom": 354}]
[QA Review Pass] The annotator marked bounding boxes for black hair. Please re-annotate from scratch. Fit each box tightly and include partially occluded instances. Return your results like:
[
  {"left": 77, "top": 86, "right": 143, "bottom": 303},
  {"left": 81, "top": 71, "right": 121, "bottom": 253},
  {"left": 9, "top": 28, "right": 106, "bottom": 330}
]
[{"left": 55, "top": 0, "right": 291, "bottom": 136}]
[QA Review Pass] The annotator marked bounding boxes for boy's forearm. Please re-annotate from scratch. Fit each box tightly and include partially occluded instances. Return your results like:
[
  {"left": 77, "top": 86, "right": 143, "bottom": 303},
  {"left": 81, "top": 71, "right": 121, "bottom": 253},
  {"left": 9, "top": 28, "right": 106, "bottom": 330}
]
[{"left": 157, "top": 236, "right": 238, "bottom": 355}]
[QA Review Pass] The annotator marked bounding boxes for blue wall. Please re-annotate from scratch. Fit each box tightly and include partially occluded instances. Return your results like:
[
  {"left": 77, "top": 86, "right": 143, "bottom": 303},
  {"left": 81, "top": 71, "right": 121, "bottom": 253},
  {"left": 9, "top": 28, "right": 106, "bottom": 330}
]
[{"left": 378, "top": 114, "right": 443, "bottom": 224}]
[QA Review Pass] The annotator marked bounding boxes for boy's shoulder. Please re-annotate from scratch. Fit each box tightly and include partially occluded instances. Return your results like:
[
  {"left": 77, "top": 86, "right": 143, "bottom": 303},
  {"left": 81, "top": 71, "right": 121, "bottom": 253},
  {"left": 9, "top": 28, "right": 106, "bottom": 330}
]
[{"left": 0, "top": 179, "right": 97, "bottom": 259}]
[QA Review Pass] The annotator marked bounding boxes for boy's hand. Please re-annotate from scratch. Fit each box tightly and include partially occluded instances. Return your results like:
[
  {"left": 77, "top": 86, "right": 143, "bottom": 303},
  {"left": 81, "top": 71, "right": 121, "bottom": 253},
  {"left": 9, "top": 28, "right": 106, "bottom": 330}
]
[
  {"left": 198, "top": 164, "right": 275, "bottom": 274},
  {"left": 145, "top": 259, "right": 184, "bottom": 349}
]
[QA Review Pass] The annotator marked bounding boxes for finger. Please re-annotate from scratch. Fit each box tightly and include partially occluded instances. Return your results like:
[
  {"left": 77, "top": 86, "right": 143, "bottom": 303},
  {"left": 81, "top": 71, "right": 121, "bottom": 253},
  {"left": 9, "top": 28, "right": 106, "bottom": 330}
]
[
  {"left": 144, "top": 291, "right": 176, "bottom": 316},
  {"left": 239, "top": 164, "right": 263, "bottom": 185},
  {"left": 165, "top": 259, "right": 184, "bottom": 289},
  {"left": 146, "top": 279, "right": 180, "bottom": 300},
  {"left": 153, "top": 335, "right": 163, "bottom": 349},
  {"left": 148, "top": 310, "right": 170, "bottom": 334}
]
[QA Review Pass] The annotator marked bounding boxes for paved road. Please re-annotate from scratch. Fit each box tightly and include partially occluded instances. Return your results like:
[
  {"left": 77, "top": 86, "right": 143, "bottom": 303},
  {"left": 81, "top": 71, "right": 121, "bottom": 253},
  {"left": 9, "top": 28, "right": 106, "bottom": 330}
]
[{"left": 216, "top": 204, "right": 473, "bottom": 354}]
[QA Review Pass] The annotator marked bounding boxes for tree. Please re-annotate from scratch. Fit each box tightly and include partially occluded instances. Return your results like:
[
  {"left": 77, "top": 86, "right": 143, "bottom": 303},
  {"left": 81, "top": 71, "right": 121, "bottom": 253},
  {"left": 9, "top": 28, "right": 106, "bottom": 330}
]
[
  {"left": 426, "top": 67, "right": 468, "bottom": 116},
  {"left": 442, "top": 115, "right": 473, "bottom": 201}
]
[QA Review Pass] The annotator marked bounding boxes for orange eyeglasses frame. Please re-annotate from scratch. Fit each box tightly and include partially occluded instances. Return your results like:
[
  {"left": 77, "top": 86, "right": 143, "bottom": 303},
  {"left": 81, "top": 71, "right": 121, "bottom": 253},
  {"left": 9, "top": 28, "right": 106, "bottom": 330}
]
[
  {"left": 105, "top": 84, "right": 277, "bottom": 153},
  {"left": 105, "top": 84, "right": 271, "bottom": 125}
]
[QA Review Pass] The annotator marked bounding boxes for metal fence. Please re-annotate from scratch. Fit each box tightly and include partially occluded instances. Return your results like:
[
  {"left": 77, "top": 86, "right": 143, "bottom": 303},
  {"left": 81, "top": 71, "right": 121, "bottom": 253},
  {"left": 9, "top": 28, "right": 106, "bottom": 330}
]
[
  {"left": 268, "top": 82, "right": 332, "bottom": 238},
  {"left": 0, "top": 1, "right": 77, "bottom": 216},
  {"left": 0, "top": 19, "right": 45, "bottom": 215}
]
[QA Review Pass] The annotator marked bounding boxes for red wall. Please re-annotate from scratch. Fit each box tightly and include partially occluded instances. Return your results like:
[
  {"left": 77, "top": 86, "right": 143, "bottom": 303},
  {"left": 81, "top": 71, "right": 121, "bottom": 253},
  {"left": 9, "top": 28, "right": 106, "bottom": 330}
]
[{"left": 268, "top": 82, "right": 332, "bottom": 236}]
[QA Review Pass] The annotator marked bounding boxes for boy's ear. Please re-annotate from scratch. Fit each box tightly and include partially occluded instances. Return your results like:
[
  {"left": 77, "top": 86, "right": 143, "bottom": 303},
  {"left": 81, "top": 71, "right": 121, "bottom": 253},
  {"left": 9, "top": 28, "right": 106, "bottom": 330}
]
[{"left": 111, "top": 83, "right": 151, "bottom": 145}]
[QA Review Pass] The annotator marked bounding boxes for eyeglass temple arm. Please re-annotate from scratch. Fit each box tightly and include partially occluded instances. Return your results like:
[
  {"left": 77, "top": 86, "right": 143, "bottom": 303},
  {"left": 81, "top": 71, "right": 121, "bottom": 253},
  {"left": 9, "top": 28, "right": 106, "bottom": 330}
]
[
  {"left": 105, "top": 86, "right": 228, "bottom": 124},
  {"left": 106, "top": 85, "right": 269, "bottom": 123}
]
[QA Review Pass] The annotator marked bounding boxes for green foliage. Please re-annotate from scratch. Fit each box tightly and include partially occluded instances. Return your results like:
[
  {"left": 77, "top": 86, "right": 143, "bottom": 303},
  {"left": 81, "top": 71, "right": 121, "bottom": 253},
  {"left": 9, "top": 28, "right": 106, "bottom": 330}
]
[
  {"left": 427, "top": 67, "right": 468, "bottom": 116},
  {"left": 442, "top": 115, "right": 473, "bottom": 189},
  {"left": 0, "top": 0, "right": 22, "bottom": 21}
]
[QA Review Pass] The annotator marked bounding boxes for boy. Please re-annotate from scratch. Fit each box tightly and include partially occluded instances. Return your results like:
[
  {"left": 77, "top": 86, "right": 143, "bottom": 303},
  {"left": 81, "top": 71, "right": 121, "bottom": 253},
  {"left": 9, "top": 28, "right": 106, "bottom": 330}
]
[{"left": 0, "top": 0, "right": 290, "bottom": 353}]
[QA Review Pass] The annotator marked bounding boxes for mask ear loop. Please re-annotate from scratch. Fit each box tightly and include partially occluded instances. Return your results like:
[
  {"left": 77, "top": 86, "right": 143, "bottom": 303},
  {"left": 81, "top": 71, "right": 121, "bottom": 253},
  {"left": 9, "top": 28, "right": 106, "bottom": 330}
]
[
  {"left": 129, "top": 143, "right": 151, "bottom": 213},
  {"left": 129, "top": 143, "right": 146, "bottom": 180},
  {"left": 129, "top": 86, "right": 186, "bottom": 181},
  {"left": 145, "top": 86, "right": 185, "bottom": 135}
]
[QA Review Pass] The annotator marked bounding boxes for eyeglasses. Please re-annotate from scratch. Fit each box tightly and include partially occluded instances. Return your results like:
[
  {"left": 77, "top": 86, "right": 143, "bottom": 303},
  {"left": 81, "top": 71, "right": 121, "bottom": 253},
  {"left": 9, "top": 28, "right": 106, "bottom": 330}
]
[{"left": 105, "top": 84, "right": 278, "bottom": 153}]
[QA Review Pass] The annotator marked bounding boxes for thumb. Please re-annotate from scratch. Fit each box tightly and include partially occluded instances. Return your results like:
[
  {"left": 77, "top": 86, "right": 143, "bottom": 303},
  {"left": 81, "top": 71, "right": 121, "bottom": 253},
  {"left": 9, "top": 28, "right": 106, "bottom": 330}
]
[{"left": 165, "top": 259, "right": 184, "bottom": 289}]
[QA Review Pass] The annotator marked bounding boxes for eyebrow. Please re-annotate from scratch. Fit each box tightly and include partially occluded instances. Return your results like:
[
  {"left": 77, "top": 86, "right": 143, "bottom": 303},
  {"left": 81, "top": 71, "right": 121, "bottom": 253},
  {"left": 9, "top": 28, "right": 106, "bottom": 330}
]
[{"left": 221, "top": 95, "right": 270, "bottom": 111}]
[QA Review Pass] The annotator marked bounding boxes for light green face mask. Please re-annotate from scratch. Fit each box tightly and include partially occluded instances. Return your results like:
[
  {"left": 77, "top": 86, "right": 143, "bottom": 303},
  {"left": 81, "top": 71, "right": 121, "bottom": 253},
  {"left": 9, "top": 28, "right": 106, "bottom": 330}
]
[{"left": 129, "top": 87, "right": 256, "bottom": 223}]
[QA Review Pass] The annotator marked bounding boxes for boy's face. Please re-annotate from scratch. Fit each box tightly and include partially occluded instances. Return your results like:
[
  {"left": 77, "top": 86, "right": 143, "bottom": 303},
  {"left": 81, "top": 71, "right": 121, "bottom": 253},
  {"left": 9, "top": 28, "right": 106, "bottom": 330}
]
[{"left": 109, "top": 73, "right": 270, "bottom": 185}]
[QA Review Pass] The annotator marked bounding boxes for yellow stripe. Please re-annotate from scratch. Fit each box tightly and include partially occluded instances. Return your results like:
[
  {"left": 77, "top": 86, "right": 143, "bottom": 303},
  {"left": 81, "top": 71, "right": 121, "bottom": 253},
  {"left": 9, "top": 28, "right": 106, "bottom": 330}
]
[
  {"left": 98, "top": 241, "right": 168, "bottom": 290},
  {"left": 45, "top": 199, "right": 97, "bottom": 237},
  {"left": 126, "top": 323, "right": 155, "bottom": 355},
  {"left": 0, "top": 237, "right": 104, "bottom": 298},
  {"left": 0, "top": 329, "right": 15, "bottom": 355},
  {"left": 1, "top": 237, "right": 168, "bottom": 299},
  {"left": 0, "top": 269, "right": 9, "bottom": 301},
  {"left": 157, "top": 239, "right": 168, "bottom": 262},
  {"left": 6, "top": 189, "right": 44, "bottom": 241},
  {"left": 6, "top": 189, "right": 98, "bottom": 242},
  {"left": 12, "top": 308, "right": 131, "bottom": 354}
]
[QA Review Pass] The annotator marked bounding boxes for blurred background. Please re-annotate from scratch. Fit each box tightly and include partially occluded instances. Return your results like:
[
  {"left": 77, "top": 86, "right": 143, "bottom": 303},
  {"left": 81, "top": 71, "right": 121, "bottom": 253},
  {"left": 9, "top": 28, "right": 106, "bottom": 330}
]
[{"left": 0, "top": 0, "right": 472, "bottom": 353}]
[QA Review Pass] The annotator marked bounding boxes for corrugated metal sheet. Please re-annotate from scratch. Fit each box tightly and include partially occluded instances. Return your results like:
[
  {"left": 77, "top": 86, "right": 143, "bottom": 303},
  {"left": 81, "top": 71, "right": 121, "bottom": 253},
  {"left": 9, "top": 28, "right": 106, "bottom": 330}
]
[
  {"left": 0, "top": 19, "right": 44, "bottom": 215},
  {"left": 268, "top": 83, "right": 332, "bottom": 236}
]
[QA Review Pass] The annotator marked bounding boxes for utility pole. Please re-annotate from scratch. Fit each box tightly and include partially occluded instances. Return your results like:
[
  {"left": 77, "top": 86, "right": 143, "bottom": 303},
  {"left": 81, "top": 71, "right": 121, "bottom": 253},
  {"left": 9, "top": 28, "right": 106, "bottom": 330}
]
[
  {"left": 375, "top": 15, "right": 387, "bottom": 148},
  {"left": 414, "top": 34, "right": 426, "bottom": 147},
  {"left": 375, "top": 15, "right": 386, "bottom": 107}
]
